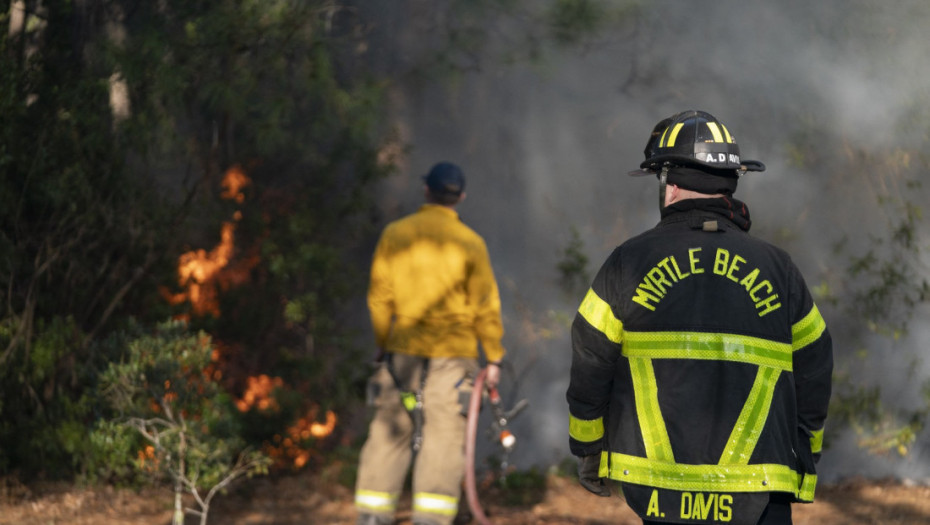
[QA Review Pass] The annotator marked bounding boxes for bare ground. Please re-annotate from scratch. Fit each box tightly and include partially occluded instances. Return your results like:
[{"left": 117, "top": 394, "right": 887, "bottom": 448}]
[{"left": 2, "top": 469, "right": 930, "bottom": 525}]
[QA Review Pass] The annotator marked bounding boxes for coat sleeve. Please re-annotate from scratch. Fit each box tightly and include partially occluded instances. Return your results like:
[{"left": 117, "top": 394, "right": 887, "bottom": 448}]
[
  {"left": 567, "top": 248, "right": 625, "bottom": 457},
  {"left": 367, "top": 229, "right": 395, "bottom": 349},
  {"left": 468, "top": 237, "right": 506, "bottom": 363},
  {"left": 789, "top": 263, "right": 833, "bottom": 465}
]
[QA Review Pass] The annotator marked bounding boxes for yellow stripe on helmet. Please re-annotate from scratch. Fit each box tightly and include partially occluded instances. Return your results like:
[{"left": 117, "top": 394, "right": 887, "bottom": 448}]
[
  {"left": 705, "top": 122, "right": 725, "bottom": 143},
  {"left": 721, "top": 123, "right": 734, "bottom": 143},
  {"left": 665, "top": 123, "right": 685, "bottom": 147}
]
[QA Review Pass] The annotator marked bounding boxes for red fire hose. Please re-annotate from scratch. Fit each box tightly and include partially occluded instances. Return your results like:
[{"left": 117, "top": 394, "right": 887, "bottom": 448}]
[
  {"left": 465, "top": 366, "right": 528, "bottom": 525},
  {"left": 464, "top": 367, "right": 493, "bottom": 525}
]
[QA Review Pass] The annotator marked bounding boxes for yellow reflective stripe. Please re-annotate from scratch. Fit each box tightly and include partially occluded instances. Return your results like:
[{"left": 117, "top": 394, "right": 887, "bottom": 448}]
[
  {"left": 799, "top": 473, "right": 817, "bottom": 501},
  {"left": 401, "top": 391, "right": 417, "bottom": 411},
  {"left": 577, "top": 288, "right": 624, "bottom": 344},
  {"left": 719, "top": 367, "right": 781, "bottom": 465},
  {"left": 606, "top": 452, "right": 814, "bottom": 498},
  {"left": 630, "top": 358, "right": 674, "bottom": 462},
  {"left": 624, "top": 331, "right": 793, "bottom": 371},
  {"left": 705, "top": 122, "right": 725, "bottom": 143},
  {"left": 413, "top": 492, "right": 459, "bottom": 516},
  {"left": 355, "top": 489, "right": 399, "bottom": 512},
  {"left": 569, "top": 414, "right": 604, "bottom": 442},
  {"left": 792, "top": 304, "right": 826, "bottom": 351},
  {"left": 810, "top": 427, "right": 824, "bottom": 454},
  {"left": 665, "top": 123, "right": 685, "bottom": 147},
  {"left": 659, "top": 126, "right": 671, "bottom": 147},
  {"left": 721, "top": 123, "right": 734, "bottom": 143},
  {"left": 598, "top": 450, "right": 610, "bottom": 478}
]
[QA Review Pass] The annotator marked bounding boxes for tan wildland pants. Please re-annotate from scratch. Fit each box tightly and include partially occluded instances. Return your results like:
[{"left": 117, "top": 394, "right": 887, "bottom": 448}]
[{"left": 355, "top": 355, "right": 477, "bottom": 525}]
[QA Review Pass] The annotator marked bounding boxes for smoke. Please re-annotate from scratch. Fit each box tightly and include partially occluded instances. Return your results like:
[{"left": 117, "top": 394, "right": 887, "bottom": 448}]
[{"left": 362, "top": 0, "right": 930, "bottom": 483}]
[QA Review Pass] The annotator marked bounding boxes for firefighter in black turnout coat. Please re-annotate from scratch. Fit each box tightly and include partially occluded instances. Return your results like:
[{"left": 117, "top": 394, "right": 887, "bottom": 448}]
[{"left": 567, "top": 110, "right": 833, "bottom": 525}]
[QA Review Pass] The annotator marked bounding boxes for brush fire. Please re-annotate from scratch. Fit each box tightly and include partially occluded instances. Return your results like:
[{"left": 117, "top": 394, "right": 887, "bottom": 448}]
[
  {"left": 160, "top": 164, "right": 258, "bottom": 318},
  {"left": 157, "top": 165, "right": 338, "bottom": 469}
]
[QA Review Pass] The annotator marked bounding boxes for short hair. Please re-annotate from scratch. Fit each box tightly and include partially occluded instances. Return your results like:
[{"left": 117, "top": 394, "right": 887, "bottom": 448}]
[{"left": 428, "top": 190, "right": 461, "bottom": 206}]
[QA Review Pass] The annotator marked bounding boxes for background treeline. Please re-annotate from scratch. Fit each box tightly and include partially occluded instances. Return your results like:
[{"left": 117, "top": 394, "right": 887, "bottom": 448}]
[
  {"left": 3, "top": 0, "right": 930, "bottom": 496},
  {"left": 0, "top": 0, "right": 611, "bottom": 486},
  {"left": 0, "top": 0, "right": 395, "bottom": 481}
]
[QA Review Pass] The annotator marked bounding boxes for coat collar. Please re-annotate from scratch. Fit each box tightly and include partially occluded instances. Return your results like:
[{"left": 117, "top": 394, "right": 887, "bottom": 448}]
[
  {"left": 419, "top": 203, "right": 460, "bottom": 220},
  {"left": 660, "top": 197, "right": 752, "bottom": 232}
]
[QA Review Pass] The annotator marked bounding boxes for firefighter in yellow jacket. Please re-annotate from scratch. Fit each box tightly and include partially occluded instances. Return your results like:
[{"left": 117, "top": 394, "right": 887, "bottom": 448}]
[
  {"left": 355, "top": 162, "right": 506, "bottom": 525},
  {"left": 567, "top": 110, "right": 833, "bottom": 525}
]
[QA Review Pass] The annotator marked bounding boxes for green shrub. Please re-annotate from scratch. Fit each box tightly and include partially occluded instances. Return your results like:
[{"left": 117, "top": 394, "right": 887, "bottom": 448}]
[{"left": 94, "top": 320, "right": 270, "bottom": 525}]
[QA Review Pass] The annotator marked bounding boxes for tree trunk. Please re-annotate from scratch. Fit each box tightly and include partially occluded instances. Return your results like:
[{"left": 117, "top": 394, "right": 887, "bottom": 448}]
[
  {"left": 7, "top": 1, "right": 24, "bottom": 36},
  {"left": 173, "top": 432, "right": 187, "bottom": 525},
  {"left": 106, "top": 4, "right": 131, "bottom": 122}
]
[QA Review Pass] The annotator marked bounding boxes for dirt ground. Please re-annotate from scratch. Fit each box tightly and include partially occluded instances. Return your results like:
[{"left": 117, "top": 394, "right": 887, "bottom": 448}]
[{"left": 2, "top": 469, "right": 930, "bottom": 525}]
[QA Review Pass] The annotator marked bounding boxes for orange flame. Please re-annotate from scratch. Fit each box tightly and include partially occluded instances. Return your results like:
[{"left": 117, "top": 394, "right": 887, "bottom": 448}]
[
  {"left": 236, "top": 374, "right": 340, "bottom": 468},
  {"left": 310, "top": 410, "right": 338, "bottom": 438},
  {"left": 235, "top": 374, "right": 284, "bottom": 413},
  {"left": 160, "top": 165, "right": 256, "bottom": 318},
  {"left": 263, "top": 405, "right": 338, "bottom": 469},
  {"left": 137, "top": 445, "right": 159, "bottom": 472},
  {"left": 221, "top": 164, "right": 250, "bottom": 203}
]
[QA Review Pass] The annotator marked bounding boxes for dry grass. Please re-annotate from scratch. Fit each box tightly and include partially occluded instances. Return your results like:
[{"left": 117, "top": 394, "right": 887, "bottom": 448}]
[{"left": 2, "top": 470, "right": 929, "bottom": 524}]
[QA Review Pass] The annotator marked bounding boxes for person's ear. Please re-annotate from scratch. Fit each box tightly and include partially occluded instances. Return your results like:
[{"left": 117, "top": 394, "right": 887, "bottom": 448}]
[{"left": 665, "top": 184, "right": 679, "bottom": 206}]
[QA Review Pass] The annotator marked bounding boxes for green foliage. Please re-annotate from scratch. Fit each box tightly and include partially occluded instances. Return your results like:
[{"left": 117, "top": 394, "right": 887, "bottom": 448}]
[
  {"left": 0, "top": 0, "right": 635, "bottom": 488},
  {"left": 819, "top": 147, "right": 930, "bottom": 459},
  {"left": 0, "top": 316, "right": 95, "bottom": 476},
  {"left": 413, "top": 0, "right": 636, "bottom": 73},
  {"left": 2, "top": 0, "right": 389, "bottom": 480},
  {"left": 783, "top": 115, "right": 825, "bottom": 170},
  {"left": 489, "top": 466, "right": 547, "bottom": 507},
  {"left": 546, "top": 0, "right": 609, "bottom": 45},
  {"left": 0, "top": 0, "right": 179, "bottom": 479},
  {"left": 94, "top": 320, "right": 270, "bottom": 524},
  {"left": 113, "top": 0, "right": 392, "bottom": 419},
  {"left": 840, "top": 185, "right": 928, "bottom": 337},
  {"left": 557, "top": 226, "right": 590, "bottom": 297},
  {"left": 553, "top": 455, "right": 579, "bottom": 478},
  {"left": 830, "top": 371, "right": 927, "bottom": 457},
  {"left": 86, "top": 419, "right": 148, "bottom": 485}
]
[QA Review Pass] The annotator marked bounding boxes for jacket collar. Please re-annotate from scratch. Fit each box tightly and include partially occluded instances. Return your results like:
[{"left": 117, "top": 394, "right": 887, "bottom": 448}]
[
  {"left": 419, "top": 203, "right": 460, "bottom": 220},
  {"left": 660, "top": 196, "right": 752, "bottom": 232}
]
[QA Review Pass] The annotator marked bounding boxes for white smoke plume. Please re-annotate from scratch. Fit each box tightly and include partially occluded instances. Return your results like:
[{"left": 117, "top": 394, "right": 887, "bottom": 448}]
[{"left": 361, "top": 0, "right": 930, "bottom": 483}]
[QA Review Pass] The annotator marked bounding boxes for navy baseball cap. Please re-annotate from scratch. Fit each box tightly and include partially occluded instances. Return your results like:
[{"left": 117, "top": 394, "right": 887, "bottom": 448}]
[{"left": 423, "top": 162, "right": 466, "bottom": 196}]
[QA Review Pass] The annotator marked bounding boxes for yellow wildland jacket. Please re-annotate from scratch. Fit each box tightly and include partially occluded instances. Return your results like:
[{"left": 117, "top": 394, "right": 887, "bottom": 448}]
[{"left": 368, "top": 204, "right": 505, "bottom": 363}]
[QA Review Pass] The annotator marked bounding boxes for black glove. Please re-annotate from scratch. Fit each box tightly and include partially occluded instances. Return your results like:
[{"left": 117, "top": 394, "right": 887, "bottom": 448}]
[{"left": 577, "top": 454, "right": 610, "bottom": 497}]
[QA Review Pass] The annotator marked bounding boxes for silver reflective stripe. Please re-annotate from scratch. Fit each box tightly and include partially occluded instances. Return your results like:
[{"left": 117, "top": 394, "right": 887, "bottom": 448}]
[
  {"left": 413, "top": 492, "right": 459, "bottom": 516},
  {"left": 355, "top": 489, "right": 398, "bottom": 512}
]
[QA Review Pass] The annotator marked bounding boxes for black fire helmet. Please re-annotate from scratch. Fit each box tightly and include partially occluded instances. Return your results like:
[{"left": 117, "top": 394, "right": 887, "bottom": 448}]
[{"left": 628, "top": 110, "right": 765, "bottom": 178}]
